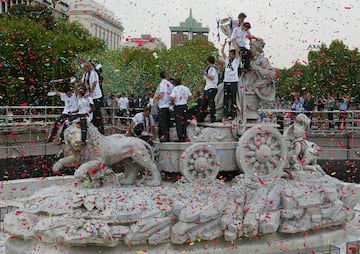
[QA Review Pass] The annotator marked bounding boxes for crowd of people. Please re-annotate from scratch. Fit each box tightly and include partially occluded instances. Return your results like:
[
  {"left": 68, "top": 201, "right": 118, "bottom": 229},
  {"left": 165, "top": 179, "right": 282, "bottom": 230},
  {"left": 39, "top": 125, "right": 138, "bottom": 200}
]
[
  {"left": 46, "top": 11, "right": 359, "bottom": 146},
  {"left": 46, "top": 59, "right": 104, "bottom": 145}
]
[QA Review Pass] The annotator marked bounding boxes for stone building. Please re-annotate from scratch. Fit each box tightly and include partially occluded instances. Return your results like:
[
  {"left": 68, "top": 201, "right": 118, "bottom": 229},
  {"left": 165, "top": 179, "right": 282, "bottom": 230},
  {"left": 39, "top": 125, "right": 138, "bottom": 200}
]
[
  {"left": 122, "top": 34, "right": 166, "bottom": 50},
  {"left": 169, "top": 9, "right": 209, "bottom": 48},
  {"left": 0, "top": 0, "right": 124, "bottom": 50},
  {"left": 0, "top": 0, "right": 69, "bottom": 17},
  {"left": 68, "top": 0, "right": 124, "bottom": 50}
]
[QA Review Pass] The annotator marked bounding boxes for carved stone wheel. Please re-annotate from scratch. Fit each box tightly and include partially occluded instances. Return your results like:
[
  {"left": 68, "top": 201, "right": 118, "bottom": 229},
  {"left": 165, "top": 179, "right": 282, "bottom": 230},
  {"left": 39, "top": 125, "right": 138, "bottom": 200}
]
[
  {"left": 236, "top": 125, "right": 287, "bottom": 181},
  {"left": 180, "top": 143, "right": 220, "bottom": 183}
]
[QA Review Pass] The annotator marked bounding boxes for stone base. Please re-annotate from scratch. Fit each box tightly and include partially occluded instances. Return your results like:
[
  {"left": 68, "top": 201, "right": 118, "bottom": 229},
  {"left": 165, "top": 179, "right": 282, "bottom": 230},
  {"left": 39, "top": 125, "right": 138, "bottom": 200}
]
[{"left": 4, "top": 216, "right": 360, "bottom": 254}]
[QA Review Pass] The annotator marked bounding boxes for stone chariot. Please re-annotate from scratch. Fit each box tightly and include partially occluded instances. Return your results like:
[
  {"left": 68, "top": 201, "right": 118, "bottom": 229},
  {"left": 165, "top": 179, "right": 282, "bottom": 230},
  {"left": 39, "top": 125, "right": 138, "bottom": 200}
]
[{"left": 155, "top": 37, "right": 285, "bottom": 184}]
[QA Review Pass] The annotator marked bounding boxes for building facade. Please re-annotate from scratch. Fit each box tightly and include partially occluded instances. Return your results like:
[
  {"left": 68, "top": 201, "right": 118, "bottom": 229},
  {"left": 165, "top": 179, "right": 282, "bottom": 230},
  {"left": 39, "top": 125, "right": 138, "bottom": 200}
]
[
  {"left": 0, "top": 0, "right": 124, "bottom": 50},
  {"left": 68, "top": 0, "right": 124, "bottom": 50},
  {"left": 122, "top": 34, "right": 166, "bottom": 50},
  {"left": 169, "top": 9, "right": 209, "bottom": 48},
  {"left": 0, "top": 0, "right": 69, "bottom": 16}
]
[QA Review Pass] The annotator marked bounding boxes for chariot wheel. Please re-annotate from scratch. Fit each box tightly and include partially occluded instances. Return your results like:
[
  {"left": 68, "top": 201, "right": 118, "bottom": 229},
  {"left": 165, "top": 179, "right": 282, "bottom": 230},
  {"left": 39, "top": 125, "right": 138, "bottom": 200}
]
[
  {"left": 236, "top": 125, "right": 287, "bottom": 181},
  {"left": 179, "top": 143, "right": 220, "bottom": 183}
]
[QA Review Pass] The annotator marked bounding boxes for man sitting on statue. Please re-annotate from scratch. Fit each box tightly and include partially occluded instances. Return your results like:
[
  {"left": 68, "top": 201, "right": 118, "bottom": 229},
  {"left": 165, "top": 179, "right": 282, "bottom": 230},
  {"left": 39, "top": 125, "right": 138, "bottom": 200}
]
[
  {"left": 126, "top": 106, "right": 155, "bottom": 145},
  {"left": 231, "top": 22, "right": 257, "bottom": 73}
]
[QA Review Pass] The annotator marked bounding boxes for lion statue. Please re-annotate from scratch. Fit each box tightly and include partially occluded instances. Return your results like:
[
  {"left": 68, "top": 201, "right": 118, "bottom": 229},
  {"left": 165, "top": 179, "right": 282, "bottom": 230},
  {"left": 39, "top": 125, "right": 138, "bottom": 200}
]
[
  {"left": 52, "top": 121, "right": 162, "bottom": 187},
  {"left": 284, "top": 114, "right": 325, "bottom": 178}
]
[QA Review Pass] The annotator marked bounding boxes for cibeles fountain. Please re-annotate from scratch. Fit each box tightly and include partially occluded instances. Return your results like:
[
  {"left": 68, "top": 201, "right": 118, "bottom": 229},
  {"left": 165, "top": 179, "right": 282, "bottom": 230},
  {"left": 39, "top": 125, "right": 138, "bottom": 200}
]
[{"left": 3, "top": 36, "right": 360, "bottom": 254}]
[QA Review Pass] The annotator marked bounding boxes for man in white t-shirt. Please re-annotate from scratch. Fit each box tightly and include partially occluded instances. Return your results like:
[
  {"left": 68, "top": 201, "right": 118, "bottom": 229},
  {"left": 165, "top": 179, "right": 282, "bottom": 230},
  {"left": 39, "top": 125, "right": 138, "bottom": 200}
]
[
  {"left": 221, "top": 38, "right": 240, "bottom": 120},
  {"left": 231, "top": 22, "right": 256, "bottom": 72},
  {"left": 154, "top": 71, "right": 173, "bottom": 142},
  {"left": 46, "top": 86, "right": 78, "bottom": 143},
  {"left": 126, "top": 106, "right": 155, "bottom": 145},
  {"left": 201, "top": 56, "right": 218, "bottom": 123},
  {"left": 117, "top": 93, "right": 129, "bottom": 116},
  {"left": 77, "top": 86, "right": 95, "bottom": 144},
  {"left": 81, "top": 62, "right": 104, "bottom": 134},
  {"left": 170, "top": 77, "right": 192, "bottom": 142}
]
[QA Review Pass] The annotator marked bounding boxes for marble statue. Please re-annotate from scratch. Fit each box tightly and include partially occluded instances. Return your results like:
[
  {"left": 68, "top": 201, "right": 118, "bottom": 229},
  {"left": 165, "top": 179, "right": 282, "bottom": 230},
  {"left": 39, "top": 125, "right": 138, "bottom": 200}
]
[
  {"left": 53, "top": 121, "right": 162, "bottom": 187},
  {"left": 284, "top": 114, "right": 326, "bottom": 178},
  {"left": 214, "top": 38, "right": 277, "bottom": 136},
  {"left": 4, "top": 113, "right": 359, "bottom": 251}
]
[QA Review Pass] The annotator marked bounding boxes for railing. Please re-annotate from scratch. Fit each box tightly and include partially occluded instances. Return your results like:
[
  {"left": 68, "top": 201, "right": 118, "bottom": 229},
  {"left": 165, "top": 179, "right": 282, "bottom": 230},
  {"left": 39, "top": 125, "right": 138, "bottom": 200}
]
[
  {"left": 260, "top": 109, "right": 360, "bottom": 131},
  {"left": 0, "top": 106, "right": 143, "bottom": 133},
  {"left": 0, "top": 106, "right": 359, "bottom": 132}
]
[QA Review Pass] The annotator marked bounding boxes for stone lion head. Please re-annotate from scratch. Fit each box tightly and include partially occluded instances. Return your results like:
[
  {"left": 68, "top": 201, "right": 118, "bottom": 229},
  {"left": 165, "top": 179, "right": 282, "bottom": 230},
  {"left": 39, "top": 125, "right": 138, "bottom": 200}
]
[{"left": 64, "top": 122, "right": 83, "bottom": 149}]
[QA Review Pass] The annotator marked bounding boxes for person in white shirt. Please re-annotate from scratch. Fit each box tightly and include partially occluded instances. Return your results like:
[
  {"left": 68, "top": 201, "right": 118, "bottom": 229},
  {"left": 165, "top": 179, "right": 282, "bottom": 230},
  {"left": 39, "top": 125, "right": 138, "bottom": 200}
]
[
  {"left": 117, "top": 93, "right": 129, "bottom": 115},
  {"left": 154, "top": 71, "right": 174, "bottom": 142},
  {"left": 232, "top": 12, "right": 247, "bottom": 30},
  {"left": 201, "top": 56, "right": 218, "bottom": 123},
  {"left": 46, "top": 85, "right": 78, "bottom": 143},
  {"left": 126, "top": 106, "right": 155, "bottom": 145},
  {"left": 231, "top": 22, "right": 256, "bottom": 72},
  {"left": 77, "top": 86, "right": 95, "bottom": 144},
  {"left": 221, "top": 38, "right": 240, "bottom": 120},
  {"left": 80, "top": 61, "right": 104, "bottom": 134},
  {"left": 170, "top": 77, "right": 192, "bottom": 142}
]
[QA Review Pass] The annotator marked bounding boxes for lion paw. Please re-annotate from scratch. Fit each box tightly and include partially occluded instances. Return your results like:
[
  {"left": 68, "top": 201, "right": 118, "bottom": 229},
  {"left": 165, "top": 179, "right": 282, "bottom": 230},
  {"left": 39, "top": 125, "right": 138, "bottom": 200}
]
[{"left": 146, "top": 179, "right": 162, "bottom": 187}]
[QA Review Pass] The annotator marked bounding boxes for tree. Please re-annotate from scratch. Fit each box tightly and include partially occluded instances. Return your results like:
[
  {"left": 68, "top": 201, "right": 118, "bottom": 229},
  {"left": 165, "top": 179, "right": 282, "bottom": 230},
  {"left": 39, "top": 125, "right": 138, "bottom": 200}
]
[
  {"left": 93, "top": 38, "right": 219, "bottom": 96},
  {"left": 0, "top": 4, "right": 105, "bottom": 105},
  {"left": 276, "top": 40, "right": 359, "bottom": 100}
]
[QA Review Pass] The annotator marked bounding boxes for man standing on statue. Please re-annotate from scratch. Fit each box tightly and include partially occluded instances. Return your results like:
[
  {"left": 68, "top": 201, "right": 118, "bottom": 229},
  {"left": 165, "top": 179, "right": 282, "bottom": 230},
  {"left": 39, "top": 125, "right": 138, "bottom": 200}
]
[
  {"left": 221, "top": 38, "right": 240, "bottom": 120},
  {"left": 154, "top": 71, "right": 173, "bottom": 142},
  {"left": 81, "top": 62, "right": 104, "bottom": 134},
  {"left": 200, "top": 56, "right": 218, "bottom": 123}
]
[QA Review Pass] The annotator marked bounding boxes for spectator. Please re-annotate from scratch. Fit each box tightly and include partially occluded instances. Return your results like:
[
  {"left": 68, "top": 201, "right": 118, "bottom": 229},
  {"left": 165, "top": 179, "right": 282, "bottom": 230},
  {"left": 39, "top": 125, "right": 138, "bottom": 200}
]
[
  {"left": 170, "top": 77, "right": 192, "bottom": 142},
  {"left": 149, "top": 92, "right": 158, "bottom": 123},
  {"left": 291, "top": 97, "right": 303, "bottom": 117},
  {"left": 316, "top": 95, "right": 326, "bottom": 128},
  {"left": 303, "top": 92, "right": 315, "bottom": 126},
  {"left": 337, "top": 94, "right": 349, "bottom": 129},
  {"left": 326, "top": 94, "right": 335, "bottom": 128},
  {"left": 117, "top": 93, "right": 129, "bottom": 117},
  {"left": 128, "top": 94, "right": 136, "bottom": 117},
  {"left": 126, "top": 106, "right": 155, "bottom": 145},
  {"left": 154, "top": 71, "right": 173, "bottom": 142}
]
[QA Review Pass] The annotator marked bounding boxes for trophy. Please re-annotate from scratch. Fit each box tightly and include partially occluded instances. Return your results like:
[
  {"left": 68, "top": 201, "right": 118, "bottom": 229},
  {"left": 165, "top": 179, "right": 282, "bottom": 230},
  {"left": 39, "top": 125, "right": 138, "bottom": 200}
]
[{"left": 219, "top": 17, "right": 233, "bottom": 39}]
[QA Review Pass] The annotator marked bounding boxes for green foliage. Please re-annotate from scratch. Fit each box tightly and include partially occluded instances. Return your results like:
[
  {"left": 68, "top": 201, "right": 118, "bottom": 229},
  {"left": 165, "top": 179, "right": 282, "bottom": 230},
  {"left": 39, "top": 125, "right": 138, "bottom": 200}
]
[
  {"left": 0, "top": 5, "right": 105, "bottom": 105},
  {"left": 7, "top": 4, "right": 56, "bottom": 30},
  {"left": 94, "top": 38, "right": 219, "bottom": 96},
  {"left": 276, "top": 40, "right": 360, "bottom": 99}
]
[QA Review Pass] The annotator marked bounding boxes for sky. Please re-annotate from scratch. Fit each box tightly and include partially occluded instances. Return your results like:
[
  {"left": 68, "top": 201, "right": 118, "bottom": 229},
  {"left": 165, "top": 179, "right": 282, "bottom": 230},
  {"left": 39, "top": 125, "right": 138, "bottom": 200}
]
[{"left": 94, "top": 0, "right": 359, "bottom": 68}]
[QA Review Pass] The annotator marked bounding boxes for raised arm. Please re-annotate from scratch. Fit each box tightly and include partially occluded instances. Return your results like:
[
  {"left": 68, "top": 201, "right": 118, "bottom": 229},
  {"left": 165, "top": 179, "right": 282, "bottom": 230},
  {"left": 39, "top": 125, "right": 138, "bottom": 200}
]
[
  {"left": 221, "top": 39, "right": 227, "bottom": 59},
  {"left": 231, "top": 38, "right": 240, "bottom": 59}
]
